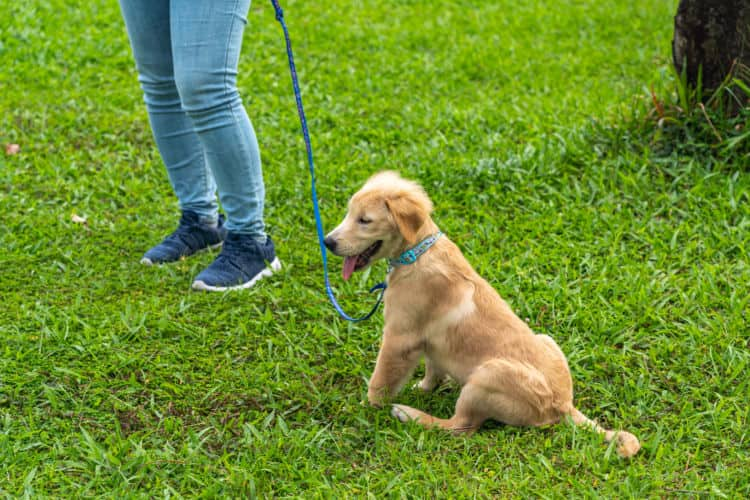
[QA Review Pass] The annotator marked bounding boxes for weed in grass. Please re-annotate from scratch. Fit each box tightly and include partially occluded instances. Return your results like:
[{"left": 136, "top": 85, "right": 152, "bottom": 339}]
[{"left": 606, "top": 63, "right": 750, "bottom": 164}]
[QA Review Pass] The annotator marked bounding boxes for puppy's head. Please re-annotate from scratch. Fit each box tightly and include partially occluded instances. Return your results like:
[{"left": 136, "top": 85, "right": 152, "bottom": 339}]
[{"left": 324, "top": 171, "right": 434, "bottom": 280}]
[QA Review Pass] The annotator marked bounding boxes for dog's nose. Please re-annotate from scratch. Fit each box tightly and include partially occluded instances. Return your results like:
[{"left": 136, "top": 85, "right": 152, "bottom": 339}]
[{"left": 323, "top": 236, "right": 337, "bottom": 252}]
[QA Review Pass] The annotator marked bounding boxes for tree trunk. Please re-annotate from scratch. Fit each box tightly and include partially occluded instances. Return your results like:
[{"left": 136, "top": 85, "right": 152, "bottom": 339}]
[{"left": 672, "top": 0, "right": 750, "bottom": 107}]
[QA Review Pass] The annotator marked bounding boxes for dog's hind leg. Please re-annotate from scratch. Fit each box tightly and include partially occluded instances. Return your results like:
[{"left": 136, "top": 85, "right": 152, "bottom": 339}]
[
  {"left": 393, "top": 358, "right": 569, "bottom": 436},
  {"left": 391, "top": 382, "right": 492, "bottom": 435},
  {"left": 391, "top": 403, "right": 483, "bottom": 435},
  {"left": 393, "top": 359, "right": 563, "bottom": 434}
]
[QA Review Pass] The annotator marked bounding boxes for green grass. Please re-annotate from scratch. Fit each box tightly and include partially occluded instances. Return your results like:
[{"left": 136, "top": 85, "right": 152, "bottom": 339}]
[{"left": 1, "top": 0, "right": 749, "bottom": 496}]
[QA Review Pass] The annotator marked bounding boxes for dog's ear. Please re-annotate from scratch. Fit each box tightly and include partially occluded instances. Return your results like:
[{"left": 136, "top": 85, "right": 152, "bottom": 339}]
[{"left": 385, "top": 191, "right": 431, "bottom": 245}]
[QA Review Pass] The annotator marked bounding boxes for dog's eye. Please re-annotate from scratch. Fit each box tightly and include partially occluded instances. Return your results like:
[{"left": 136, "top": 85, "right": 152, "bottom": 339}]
[{"left": 357, "top": 216, "right": 372, "bottom": 225}]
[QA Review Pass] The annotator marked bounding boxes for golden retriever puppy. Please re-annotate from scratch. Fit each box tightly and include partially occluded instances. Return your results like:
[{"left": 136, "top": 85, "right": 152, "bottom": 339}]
[{"left": 324, "top": 171, "right": 640, "bottom": 458}]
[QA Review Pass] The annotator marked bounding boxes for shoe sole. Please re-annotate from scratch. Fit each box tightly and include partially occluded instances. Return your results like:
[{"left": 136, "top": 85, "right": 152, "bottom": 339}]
[
  {"left": 140, "top": 241, "right": 224, "bottom": 266},
  {"left": 191, "top": 257, "right": 282, "bottom": 292}
]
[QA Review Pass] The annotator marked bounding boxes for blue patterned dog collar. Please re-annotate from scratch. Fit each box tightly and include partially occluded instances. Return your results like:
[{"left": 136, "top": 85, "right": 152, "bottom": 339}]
[{"left": 389, "top": 231, "right": 443, "bottom": 268}]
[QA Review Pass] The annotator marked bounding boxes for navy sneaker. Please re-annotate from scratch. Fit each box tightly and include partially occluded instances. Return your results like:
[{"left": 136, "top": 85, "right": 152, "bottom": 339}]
[
  {"left": 191, "top": 233, "right": 281, "bottom": 291},
  {"left": 140, "top": 211, "right": 227, "bottom": 265}
]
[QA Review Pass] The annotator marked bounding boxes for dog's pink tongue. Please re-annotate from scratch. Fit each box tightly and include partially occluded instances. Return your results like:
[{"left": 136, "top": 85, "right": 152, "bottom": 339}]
[{"left": 342, "top": 256, "right": 357, "bottom": 281}]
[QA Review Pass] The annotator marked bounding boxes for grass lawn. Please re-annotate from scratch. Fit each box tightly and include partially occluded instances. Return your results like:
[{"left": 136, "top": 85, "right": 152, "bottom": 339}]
[{"left": 2, "top": 0, "right": 749, "bottom": 496}]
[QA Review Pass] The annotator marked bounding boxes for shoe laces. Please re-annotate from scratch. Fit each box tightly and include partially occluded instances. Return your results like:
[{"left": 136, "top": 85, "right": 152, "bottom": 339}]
[
  {"left": 164, "top": 213, "right": 210, "bottom": 250},
  {"left": 219, "top": 234, "right": 267, "bottom": 263}
]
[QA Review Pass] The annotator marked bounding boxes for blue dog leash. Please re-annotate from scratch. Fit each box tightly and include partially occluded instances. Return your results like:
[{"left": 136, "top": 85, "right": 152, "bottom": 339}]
[{"left": 270, "top": 0, "right": 385, "bottom": 322}]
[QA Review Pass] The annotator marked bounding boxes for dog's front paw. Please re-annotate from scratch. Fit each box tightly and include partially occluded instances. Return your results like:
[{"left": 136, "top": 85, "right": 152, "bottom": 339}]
[
  {"left": 414, "top": 378, "right": 437, "bottom": 392},
  {"left": 367, "top": 388, "right": 386, "bottom": 408}
]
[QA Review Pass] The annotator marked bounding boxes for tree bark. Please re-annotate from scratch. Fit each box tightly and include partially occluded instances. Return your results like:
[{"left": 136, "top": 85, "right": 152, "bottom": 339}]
[{"left": 672, "top": 0, "right": 750, "bottom": 106}]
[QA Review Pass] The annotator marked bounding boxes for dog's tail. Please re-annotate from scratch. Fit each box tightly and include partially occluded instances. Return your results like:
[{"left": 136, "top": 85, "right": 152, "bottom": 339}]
[{"left": 567, "top": 407, "right": 640, "bottom": 458}]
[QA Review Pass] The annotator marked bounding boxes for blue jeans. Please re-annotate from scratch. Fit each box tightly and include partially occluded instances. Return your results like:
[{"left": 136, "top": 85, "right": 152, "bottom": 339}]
[{"left": 119, "top": 0, "right": 266, "bottom": 240}]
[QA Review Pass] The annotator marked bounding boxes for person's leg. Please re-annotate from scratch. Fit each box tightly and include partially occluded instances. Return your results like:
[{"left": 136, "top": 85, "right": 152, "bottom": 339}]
[
  {"left": 169, "top": 0, "right": 279, "bottom": 290},
  {"left": 170, "top": 0, "right": 266, "bottom": 241},
  {"left": 119, "top": 0, "right": 226, "bottom": 265},
  {"left": 118, "top": 0, "right": 219, "bottom": 222}
]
